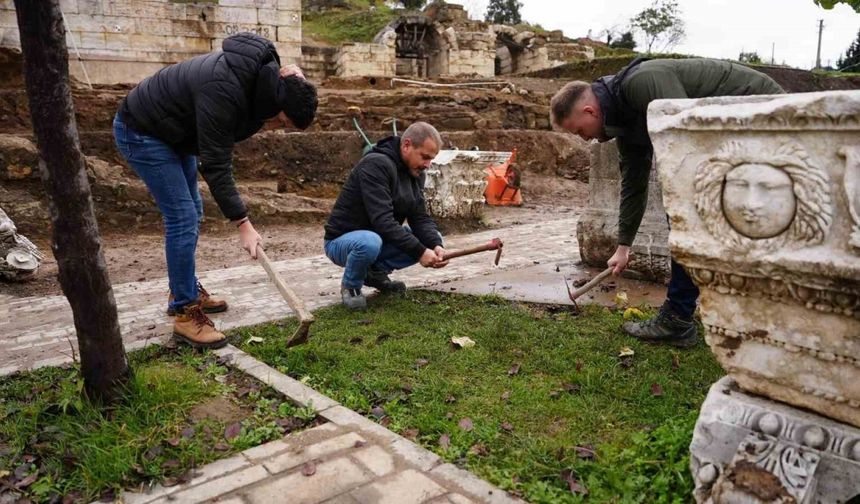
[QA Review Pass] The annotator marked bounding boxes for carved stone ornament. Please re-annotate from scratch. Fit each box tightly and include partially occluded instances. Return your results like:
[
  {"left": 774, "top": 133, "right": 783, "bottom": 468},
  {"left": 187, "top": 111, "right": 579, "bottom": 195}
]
[
  {"left": 694, "top": 142, "right": 832, "bottom": 252},
  {"left": 0, "top": 206, "right": 42, "bottom": 282},
  {"left": 691, "top": 378, "right": 860, "bottom": 503},
  {"left": 838, "top": 146, "right": 860, "bottom": 252}
]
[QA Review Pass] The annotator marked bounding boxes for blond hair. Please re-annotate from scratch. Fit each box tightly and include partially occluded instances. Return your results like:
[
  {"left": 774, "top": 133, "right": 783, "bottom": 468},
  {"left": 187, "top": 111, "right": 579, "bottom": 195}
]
[{"left": 549, "top": 81, "right": 591, "bottom": 128}]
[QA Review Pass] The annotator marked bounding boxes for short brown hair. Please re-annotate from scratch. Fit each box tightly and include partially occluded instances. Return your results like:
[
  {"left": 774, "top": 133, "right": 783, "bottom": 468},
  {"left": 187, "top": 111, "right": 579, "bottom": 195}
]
[
  {"left": 549, "top": 81, "right": 591, "bottom": 128},
  {"left": 402, "top": 121, "right": 442, "bottom": 149}
]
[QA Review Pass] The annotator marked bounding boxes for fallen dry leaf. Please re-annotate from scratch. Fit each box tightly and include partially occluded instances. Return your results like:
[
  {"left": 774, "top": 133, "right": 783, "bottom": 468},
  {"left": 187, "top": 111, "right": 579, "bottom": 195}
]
[
  {"left": 214, "top": 442, "right": 230, "bottom": 451},
  {"left": 500, "top": 422, "right": 514, "bottom": 432},
  {"left": 166, "top": 437, "right": 181, "bottom": 447},
  {"left": 403, "top": 428, "right": 419, "bottom": 440},
  {"left": 613, "top": 291, "right": 629, "bottom": 307},
  {"left": 500, "top": 390, "right": 511, "bottom": 401},
  {"left": 549, "top": 390, "right": 561, "bottom": 399},
  {"left": 14, "top": 472, "right": 37, "bottom": 489},
  {"left": 563, "top": 382, "right": 581, "bottom": 394},
  {"left": 459, "top": 417, "right": 474, "bottom": 431},
  {"left": 224, "top": 422, "right": 242, "bottom": 441},
  {"left": 451, "top": 336, "right": 477, "bottom": 348},
  {"left": 561, "top": 469, "right": 589, "bottom": 496},
  {"left": 439, "top": 434, "right": 451, "bottom": 449},
  {"left": 671, "top": 354, "right": 681, "bottom": 371},
  {"left": 415, "top": 358, "right": 430, "bottom": 369},
  {"left": 650, "top": 383, "right": 664, "bottom": 397},
  {"left": 370, "top": 406, "right": 385, "bottom": 419},
  {"left": 574, "top": 445, "right": 596, "bottom": 460},
  {"left": 618, "top": 347, "right": 635, "bottom": 357},
  {"left": 445, "top": 395, "right": 457, "bottom": 403},
  {"left": 244, "top": 336, "right": 265, "bottom": 345},
  {"left": 445, "top": 412, "right": 454, "bottom": 420},
  {"left": 508, "top": 363, "right": 521, "bottom": 376},
  {"left": 623, "top": 307, "right": 645, "bottom": 320},
  {"left": 380, "top": 417, "right": 392, "bottom": 427},
  {"left": 180, "top": 427, "right": 195, "bottom": 439},
  {"left": 469, "top": 443, "right": 490, "bottom": 456},
  {"left": 301, "top": 461, "right": 316, "bottom": 477},
  {"left": 161, "top": 459, "right": 181, "bottom": 469}
]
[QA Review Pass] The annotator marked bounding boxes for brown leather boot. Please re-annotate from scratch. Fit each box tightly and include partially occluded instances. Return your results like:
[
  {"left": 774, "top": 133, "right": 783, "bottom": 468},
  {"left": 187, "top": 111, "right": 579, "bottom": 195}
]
[
  {"left": 167, "top": 282, "right": 229, "bottom": 316},
  {"left": 172, "top": 303, "right": 227, "bottom": 349}
]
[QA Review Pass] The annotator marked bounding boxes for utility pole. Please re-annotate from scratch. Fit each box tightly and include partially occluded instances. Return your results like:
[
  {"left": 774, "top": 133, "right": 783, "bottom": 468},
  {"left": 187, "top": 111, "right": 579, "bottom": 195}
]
[
  {"left": 816, "top": 19, "right": 824, "bottom": 69},
  {"left": 771, "top": 42, "right": 775, "bottom": 65}
]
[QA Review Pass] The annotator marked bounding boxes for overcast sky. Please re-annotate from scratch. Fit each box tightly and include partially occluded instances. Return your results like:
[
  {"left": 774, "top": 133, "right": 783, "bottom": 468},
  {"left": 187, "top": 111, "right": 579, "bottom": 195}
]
[{"left": 455, "top": 0, "right": 860, "bottom": 69}]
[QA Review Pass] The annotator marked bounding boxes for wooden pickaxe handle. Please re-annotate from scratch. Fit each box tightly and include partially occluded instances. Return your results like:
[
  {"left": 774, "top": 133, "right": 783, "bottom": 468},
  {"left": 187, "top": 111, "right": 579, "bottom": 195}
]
[
  {"left": 441, "top": 238, "right": 503, "bottom": 265},
  {"left": 256, "top": 245, "right": 314, "bottom": 323},
  {"left": 566, "top": 267, "right": 614, "bottom": 301}
]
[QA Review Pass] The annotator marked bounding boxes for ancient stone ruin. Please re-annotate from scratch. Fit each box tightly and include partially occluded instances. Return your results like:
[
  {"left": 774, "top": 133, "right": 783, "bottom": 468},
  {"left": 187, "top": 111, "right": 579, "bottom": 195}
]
[
  {"left": 0, "top": 206, "right": 41, "bottom": 282},
  {"left": 302, "top": 1, "right": 594, "bottom": 81},
  {"left": 424, "top": 149, "right": 512, "bottom": 219},
  {"left": 0, "top": 0, "right": 303, "bottom": 84},
  {"left": 649, "top": 91, "right": 860, "bottom": 502},
  {"left": 576, "top": 140, "right": 671, "bottom": 282}
]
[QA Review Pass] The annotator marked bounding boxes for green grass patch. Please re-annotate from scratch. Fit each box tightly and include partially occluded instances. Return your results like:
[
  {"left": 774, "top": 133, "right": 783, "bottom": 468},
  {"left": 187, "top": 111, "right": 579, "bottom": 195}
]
[
  {"left": 233, "top": 291, "right": 723, "bottom": 502},
  {"left": 303, "top": 0, "right": 397, "bottom": 45},
  {"left": 0, "top": 346, "right": 317, "bottom": 503}
]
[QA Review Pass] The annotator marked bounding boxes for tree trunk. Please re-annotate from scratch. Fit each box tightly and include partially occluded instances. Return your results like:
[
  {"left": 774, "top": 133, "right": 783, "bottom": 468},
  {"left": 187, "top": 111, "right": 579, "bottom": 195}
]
[{"left": 14, "top": 0, "right": 130, "bottom": 404}]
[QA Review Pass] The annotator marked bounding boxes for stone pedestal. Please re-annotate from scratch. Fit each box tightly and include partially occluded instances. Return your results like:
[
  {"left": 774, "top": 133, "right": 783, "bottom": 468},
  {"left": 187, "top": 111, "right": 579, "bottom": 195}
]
[
  {"left": 424, "top": 150, "right": 511, "bottom": 220},
  {"left": 576, "top": 140, "right": 671, "bottom": 282},
  {"left": 691, "top": 377, "right": 860, "bottom": 503},
  {"left": 649, "top": 91, "right": 860, "bottom": 501}
]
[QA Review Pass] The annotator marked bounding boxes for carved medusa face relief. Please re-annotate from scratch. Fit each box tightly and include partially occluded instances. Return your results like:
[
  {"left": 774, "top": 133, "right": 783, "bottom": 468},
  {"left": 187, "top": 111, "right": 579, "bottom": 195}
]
[
  {"left": 695, "top": 142, "right": 833, "bottom": 251},
  {"left": 722, "top": 163, "right": 797, "bottom": 239}
]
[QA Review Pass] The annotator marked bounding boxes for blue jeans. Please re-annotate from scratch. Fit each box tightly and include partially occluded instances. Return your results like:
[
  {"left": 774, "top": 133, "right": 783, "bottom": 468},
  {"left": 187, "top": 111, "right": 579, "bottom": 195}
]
[
  {"left": 667, "top": 259, "right": 700, "bottom": 319},
  {"left": 113, "top": 114, "right": 203, "bottom": 311},
  {"left": 324, "top": 229, "right": 420, "bottom": 290}
]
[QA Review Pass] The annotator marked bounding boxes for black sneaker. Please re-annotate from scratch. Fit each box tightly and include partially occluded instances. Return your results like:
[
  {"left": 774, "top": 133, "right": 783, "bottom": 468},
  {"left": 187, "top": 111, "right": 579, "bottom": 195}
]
[
  {"left": 341, "top": 287, "right": 367, "bottom": 310},
  {"left": 364, "top": 269, "right": 406, "bottom": 293},
  {"left": 622, "top": 302, "right": 698, "bottom": 348}
]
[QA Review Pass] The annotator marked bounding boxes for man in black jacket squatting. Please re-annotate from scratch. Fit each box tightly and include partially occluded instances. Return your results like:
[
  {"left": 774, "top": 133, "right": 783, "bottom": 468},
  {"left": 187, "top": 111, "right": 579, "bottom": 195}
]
[{"left": 324, "top": 122, "right": 449, "bottom": 310}]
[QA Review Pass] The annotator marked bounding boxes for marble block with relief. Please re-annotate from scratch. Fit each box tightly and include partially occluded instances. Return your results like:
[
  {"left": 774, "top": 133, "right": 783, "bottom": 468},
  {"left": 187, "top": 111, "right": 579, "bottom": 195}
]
[
  {"left": 648, "top": 91, "right": 860, "bottom": 428},
  {"left": 691, "top": 377, "right": 860, "bottom": 503}
]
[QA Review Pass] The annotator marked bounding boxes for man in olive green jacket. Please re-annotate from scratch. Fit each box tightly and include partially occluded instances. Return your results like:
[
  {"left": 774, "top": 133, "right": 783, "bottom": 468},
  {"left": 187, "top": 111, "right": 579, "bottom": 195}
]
[{"left": 551, "top": 58, "right": 784, "bottom": 348}]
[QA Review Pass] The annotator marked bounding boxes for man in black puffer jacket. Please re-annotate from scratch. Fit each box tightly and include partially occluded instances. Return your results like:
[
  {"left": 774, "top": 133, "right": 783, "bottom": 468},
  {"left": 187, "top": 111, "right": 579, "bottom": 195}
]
[
  {"left": 324, "top": 122, "right": 449, "bottom": 310},
  {"left": 113, "top": 32, "right": 318, "bottom": 349}
]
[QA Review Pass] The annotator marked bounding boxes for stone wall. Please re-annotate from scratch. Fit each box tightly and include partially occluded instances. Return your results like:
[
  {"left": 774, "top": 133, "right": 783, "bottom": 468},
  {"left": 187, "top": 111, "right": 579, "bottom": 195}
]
[
  {"left": 0, "top": 0, "right": 302, "bottom": 84},
  {"left": 447, "top": 32, "right": 494, "bottom": 77},
  {"left": 546, "top": 42, "right": 594, "bottom": 65},
  {"left": 335, "top": 41, "right": 395, "bottom": 78},
  {"left": 576, "top": 140, "right": 671, "bottom": 282},
  {"left": 301, "top": 44, "right": 338, "bottom": 81}
]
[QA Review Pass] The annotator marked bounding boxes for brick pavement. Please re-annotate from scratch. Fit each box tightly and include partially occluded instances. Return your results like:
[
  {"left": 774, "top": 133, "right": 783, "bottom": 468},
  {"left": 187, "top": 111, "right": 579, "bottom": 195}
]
[
  {"left": 0, "top": 218, "right": 578, "bottom": 375},
  {"left": 120, "top": 345, "right": 525, "bottom": 504}
]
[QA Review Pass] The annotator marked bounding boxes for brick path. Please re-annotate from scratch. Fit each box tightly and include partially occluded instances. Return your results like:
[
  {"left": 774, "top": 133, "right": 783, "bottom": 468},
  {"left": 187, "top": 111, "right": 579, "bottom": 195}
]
[
  {"left": 0, "top": 218, "right": 578, "bottom": 375},
  {"left": 121, "top": 345, "right": 524, "bottom": 504}
]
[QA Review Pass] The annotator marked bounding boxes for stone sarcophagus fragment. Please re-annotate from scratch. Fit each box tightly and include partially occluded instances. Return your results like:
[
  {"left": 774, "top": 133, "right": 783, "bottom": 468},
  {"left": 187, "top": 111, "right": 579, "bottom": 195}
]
[
  {"left": 424, "top": 150, "right": 511, "bottom": 220},
  {"left": 649, "top": 91, "right": 860, "bottom": 502}
]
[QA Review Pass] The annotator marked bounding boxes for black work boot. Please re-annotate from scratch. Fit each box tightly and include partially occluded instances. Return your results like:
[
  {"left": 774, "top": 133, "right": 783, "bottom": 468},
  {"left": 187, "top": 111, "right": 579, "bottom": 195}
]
[
  {"left": 364, "top": 269, "right": 406, "bottom": 293},
  {"left": 341, "top": 287, "right": 367, "bottom": 311},
  {"left": 623, "top": 302, "right": 698, "bottom": 348}
]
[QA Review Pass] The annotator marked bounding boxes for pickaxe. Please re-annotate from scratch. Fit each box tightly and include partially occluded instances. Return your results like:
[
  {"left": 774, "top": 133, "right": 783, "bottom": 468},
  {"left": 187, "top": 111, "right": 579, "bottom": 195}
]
[
  {"left": 564, "top": 266, "right": 613, "bottom": 311},
  {"left": 256, "top": 245, "right": 314, "bottom": 347},
  {"left": 441, "top": 238, "right": 503, "bottom": 265}
]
